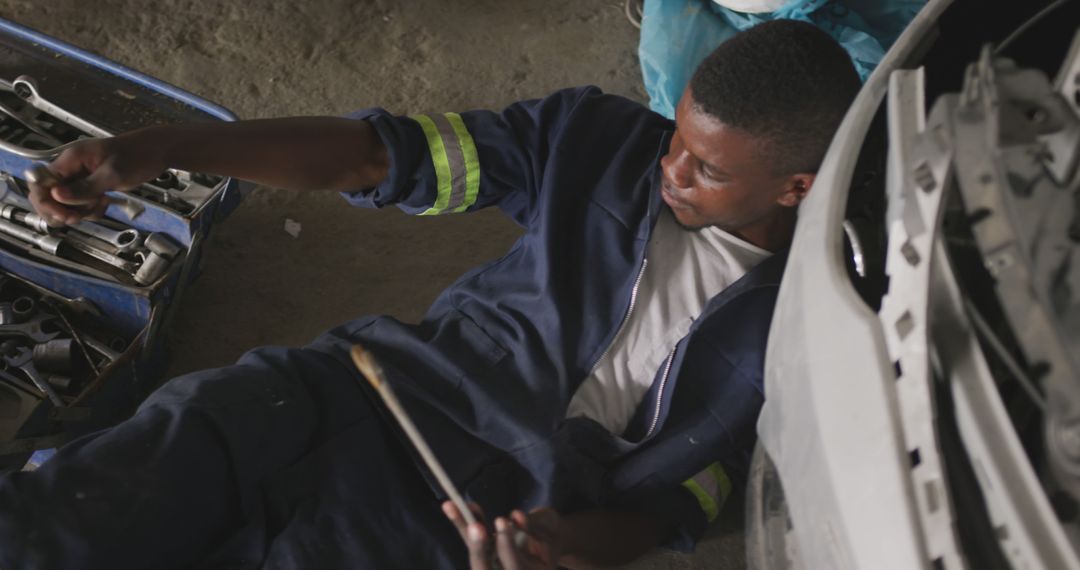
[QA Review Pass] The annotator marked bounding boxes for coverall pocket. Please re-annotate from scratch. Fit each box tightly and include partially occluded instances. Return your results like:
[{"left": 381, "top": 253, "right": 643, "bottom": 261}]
[
  {"left": 430, "top": 309, "right": 509, "bottom": 383},
  {"left": 342, "top": 311, "right": 507, "bottom": 398}
]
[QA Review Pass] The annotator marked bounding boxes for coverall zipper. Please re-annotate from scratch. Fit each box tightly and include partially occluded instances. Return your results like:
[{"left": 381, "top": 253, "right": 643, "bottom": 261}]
[
  {"left": 644, "top": 347, "right": 676, "bottom": 438},
  {"left": 588, "top": 258, "right": 648, "bottom": 373}
]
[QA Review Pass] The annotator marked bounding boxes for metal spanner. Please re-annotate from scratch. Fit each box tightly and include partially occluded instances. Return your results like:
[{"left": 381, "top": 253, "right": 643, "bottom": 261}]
[
  {"left": 63, "top": 231, "right": 139, "bottom": 275},
  {"left": 12, "top": 76, "right": 112, "bottom": 139},
  {"left": 0, "top": 313, "right": 61, "bottom": 344},
  {"left": 0, "top": 86, "right": 77, "bottom": 160},
  {"left": 0, "top": 365, "right": 38, "bottom": 396},
  {"left": 0, "top": 95, "right": 62, "bottom": 143},
  {"left": 71, "top": 221, "right": 141, "bottom": 252},
  {"left": 3, "top": 345, "right": 62, "bottom": 406}
]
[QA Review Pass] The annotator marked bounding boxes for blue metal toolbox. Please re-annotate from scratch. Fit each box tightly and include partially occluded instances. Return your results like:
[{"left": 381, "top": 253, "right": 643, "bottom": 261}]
[{"left": 0, "top": 18, "right": 244, "bottom": 469}]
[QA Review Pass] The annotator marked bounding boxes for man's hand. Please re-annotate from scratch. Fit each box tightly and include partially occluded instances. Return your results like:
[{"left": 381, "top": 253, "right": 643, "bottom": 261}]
[
  {"left": 28, "top": 133, "right": 165, "bottom": 226},
  {"left": 442, "top": 501, "right": 564, "bottom": 570}
]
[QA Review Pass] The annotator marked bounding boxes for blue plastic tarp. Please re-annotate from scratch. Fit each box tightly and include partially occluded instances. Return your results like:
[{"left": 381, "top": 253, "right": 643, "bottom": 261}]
[{"left": 639, "top": 0, "right": 925, "bottom": 118}]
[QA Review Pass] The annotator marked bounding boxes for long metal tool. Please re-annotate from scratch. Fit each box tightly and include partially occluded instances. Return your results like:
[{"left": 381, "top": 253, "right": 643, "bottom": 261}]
[
  {"left": 63, "top": 232, "right": 139, "bottom": 275},
  {"left": 0, "top": 203, "right": 50, "bottom": 233},
  {"left": 12, "top": 76, "right": 112, "bottom": 139},
  {"left": 0, "top": 217, "right": 61, "bottom": 254},
  {"left": 349, "top": 345, "right": 478, "bottom": 527},
  {"left": 45, "top": 300, "right": 102, "bottom": 377},
  {"left": 349, "top": 345, "right": 528, "bottom": 564},
  {"left": 0, "top": 133, "right": 76, "bottom": 160},
  {"left": 0, "top": 96, "right": 61, "bottom": 143}
]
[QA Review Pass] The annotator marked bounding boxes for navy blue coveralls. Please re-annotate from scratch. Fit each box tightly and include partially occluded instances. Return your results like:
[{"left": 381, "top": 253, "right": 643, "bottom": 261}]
[{"left": 0, "top": 87, "right": 786, "bottom": 569}]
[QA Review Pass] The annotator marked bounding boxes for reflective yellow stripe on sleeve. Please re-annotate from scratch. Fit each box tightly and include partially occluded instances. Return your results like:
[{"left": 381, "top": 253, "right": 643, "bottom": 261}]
[
  {"left": 680, "top": 462, "right": 733, "bottom": 523},
  {"left": 411, "top": 113, "right": 480, "bottom": 215}
]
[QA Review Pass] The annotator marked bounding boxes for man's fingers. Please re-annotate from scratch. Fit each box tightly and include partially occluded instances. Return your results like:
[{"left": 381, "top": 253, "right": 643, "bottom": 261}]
[
  {"left": 27, "top": 186, "right": 78, "bottom": 227},
  {"left": 82, "top": 196, "right": 110, "bottom": 221},
  {"left": 442, "top": 501, "right": 488, "bottom": 533},
  {"left": 442, "top": 501, "right": 468, "bottom": 535},
  {"left": 42, "top": 186, "right": 107, "bottom": 225},
  {"left": 28, "top": 201, "right": 67, "bottom": 227},
  {"left": 469, "top": 503, "right": 486, "bottom": 523},
  {"left": 50, "top": 164, "right": 118, "bottom": 206},
  {"left": 510, "top": 510, "right": 528, "bottom": 531},
  {"left": 494, "top": 518, "right": 523, "bottom": 570},
  {"left": 443, "top": 501, "right": 496, "bottom": 570},
  {"left": 50, "top": 185, "right": 96, "bottom": 207},
  {"left": 466, "top": 522, "right": 492, "bottom": 570},
  {"left": 508, "top": 510, "right": 539, "bottom": 556}
]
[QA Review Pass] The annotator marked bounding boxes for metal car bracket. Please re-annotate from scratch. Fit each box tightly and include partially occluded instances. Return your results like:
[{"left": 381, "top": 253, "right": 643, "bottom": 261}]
[{"left": 952, "top": 44, "right": 1080, "bottom": 501}]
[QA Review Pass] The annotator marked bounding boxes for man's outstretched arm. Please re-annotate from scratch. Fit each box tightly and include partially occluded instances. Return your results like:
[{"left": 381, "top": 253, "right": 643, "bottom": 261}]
[{"left": 28, "top": 117, "right": 389, "bottom": 225}]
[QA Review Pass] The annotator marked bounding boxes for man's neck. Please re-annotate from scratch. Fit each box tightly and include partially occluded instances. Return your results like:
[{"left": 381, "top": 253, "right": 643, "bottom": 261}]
[{"left": 730, "top": 209, "right": 797, "bottom": 252}]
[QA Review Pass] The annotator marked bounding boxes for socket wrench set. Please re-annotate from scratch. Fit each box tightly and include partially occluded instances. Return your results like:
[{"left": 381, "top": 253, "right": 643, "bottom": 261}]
[
  {"left": 0, "top": 19, "right": 245, "bottom": 469},
  {"left": 0, "top": 272, "right": 133, "bottom": 470}
]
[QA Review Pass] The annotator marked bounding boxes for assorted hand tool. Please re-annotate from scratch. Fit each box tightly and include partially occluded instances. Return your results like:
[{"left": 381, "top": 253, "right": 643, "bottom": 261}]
[
  {"left": 0, "top": 276, "right": 124, "bottom": 408},
  {"left": 0, "top": 21, "right": 242, "bottom": 470},
  {"left": 0, "top": 170, "right": 181, "bottom": 285}
]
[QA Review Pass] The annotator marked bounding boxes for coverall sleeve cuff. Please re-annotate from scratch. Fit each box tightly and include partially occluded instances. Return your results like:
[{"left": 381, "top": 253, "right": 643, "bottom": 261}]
[{"left": 338, "top": 108, "right": 437, "bottom": 213}]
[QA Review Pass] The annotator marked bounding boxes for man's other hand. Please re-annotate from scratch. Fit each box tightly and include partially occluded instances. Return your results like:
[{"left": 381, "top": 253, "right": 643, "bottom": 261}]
[{"left": 442, "top": 500, "right": 564, "bottom": 570}]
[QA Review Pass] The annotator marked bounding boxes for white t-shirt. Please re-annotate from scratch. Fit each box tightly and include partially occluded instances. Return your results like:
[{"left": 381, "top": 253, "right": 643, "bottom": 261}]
[{"left": 565, "top": 207, "right": 772, "bottom": 435}]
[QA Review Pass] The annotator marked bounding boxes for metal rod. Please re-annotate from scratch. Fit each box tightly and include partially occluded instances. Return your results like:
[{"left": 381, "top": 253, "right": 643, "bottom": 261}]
[
  {"left": 0, "top": 138, "right": 76, "bottom": 160},
  {"left": 349, "top": 344, "right": 477, "bottom": 528},
  {"left": 963, "top": 298, "right": 1048, "bottom": 410},
  {"left": 0, "top": 217, "right": 61, "bottom": 254}
]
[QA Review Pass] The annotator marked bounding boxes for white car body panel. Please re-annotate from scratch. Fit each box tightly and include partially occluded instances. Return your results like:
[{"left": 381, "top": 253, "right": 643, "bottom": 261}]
[{"left": 757, "top": 1, "right": 953, "bottom": 568}]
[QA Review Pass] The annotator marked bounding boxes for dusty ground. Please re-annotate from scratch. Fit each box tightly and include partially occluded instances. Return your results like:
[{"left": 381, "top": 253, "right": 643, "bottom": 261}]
[{"left": 0, "top": 1, "right": 744, "bottom": 567}]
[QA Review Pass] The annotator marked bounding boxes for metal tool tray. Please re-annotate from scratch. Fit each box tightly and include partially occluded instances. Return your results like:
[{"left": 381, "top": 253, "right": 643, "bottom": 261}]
[
  {"left": 0, "top": 18, "right": 245, "bottom": 245},
  {"left": 0, "top": 18, "right": 242, "bottom": 345},
  {"left": 0, "top": 19, "right": 245, "bottom": 469}
]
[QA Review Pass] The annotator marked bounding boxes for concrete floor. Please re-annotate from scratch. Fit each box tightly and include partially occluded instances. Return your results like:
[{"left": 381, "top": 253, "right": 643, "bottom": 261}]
[{"left": 1, "top": 1, "right": 745, "bottom": 567}]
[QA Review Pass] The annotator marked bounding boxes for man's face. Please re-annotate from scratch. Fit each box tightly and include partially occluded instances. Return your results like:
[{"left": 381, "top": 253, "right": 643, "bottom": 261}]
[{"left": 659, "top": 89, "right": 801, "bottom": 234}]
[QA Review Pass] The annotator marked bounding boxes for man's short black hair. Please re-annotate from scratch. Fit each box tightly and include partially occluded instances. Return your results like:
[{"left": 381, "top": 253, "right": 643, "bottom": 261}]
[{"left": 689, "top": 19, "right": 862, "bottom": 175}]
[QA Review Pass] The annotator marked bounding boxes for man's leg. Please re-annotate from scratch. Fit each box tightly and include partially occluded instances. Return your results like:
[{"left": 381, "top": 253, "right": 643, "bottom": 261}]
[{"left": 0, "top": 343, "right": 462, "bottom": 569}]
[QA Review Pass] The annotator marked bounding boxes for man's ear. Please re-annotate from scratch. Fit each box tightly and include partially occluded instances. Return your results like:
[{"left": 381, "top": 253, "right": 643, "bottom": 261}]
[{"left": 776, "top": 173, "right": 815, "bottom": 207}]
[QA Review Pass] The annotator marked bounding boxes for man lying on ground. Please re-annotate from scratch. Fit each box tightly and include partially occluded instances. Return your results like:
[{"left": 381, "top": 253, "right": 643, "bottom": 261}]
[{"left": 0, "top": 19, "right": 860, "bottom": 569}]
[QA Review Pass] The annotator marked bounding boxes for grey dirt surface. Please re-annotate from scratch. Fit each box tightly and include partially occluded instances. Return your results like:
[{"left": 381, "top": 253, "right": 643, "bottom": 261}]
[{"left": 0, "top": 1, "right": 745, "bottom": 568}]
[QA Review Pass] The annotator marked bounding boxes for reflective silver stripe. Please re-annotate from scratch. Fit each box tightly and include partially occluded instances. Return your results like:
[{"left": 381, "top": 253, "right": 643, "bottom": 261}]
[
  {"left": 690, "top": 469, "right": 720, "bottom": 503},
  {"left": 430, "top": 113, "right": 469, "bottom": 212},
  {"left": 681, "top": 462, "right": 733, "bottom": 523}
]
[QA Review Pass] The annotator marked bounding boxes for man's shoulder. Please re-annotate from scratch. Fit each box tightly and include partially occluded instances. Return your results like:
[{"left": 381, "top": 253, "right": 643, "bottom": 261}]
[
  {"left": 541, "top": 85, "right": 672, "bottom": 130},
  {"left": 529, "top": 86, "right": 673, "bottom": 184}
]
